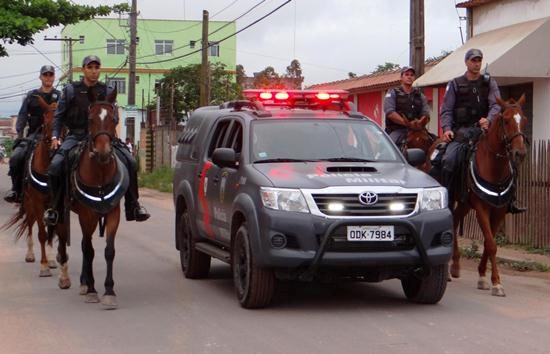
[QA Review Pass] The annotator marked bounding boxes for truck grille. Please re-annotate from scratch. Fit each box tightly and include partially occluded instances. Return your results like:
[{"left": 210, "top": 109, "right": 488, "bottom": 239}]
[
  {"left": 311, "top": 193, "right": 417, "bottom": 216},
  {"left": 322, "top": 225, "right": 415, "bottom": 252}
]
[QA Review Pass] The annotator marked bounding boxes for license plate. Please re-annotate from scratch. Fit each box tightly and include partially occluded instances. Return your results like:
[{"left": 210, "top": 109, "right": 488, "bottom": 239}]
[{"left": 346, "top": 225, "right": 395, "bottom": 241}]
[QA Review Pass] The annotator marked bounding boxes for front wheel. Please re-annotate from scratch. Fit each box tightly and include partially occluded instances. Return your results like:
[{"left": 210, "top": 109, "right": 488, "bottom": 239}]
[
  {"left": 401, "top": 264, "right": 448, "bottom": 304},
  {"left": 178, "top": 210, "right": 210, "bottom": 279},
  {"left": 232, "top": 223, "right": 275, "bottom": 308}
]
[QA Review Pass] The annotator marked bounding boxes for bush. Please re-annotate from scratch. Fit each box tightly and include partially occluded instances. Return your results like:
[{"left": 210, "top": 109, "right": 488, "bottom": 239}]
[{"left": 138, "top": 166, "right": 174, "bottom": 193}]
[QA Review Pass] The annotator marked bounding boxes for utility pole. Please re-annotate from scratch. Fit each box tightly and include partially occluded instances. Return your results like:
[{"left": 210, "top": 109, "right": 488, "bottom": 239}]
[
  {"left": 200, "top": 10, "right": 210, "bottom": 106},
  {"left": 128, "top": 0, "right": 138, "bottom": 107},
  {"left": 44, "top": 36, "right": 84, "bottom": 83},
  {"left": 409, "top": 0, "right": 425, "bottom": 76}
]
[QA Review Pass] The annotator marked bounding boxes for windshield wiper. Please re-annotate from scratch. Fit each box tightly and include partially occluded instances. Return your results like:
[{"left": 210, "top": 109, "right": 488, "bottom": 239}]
[
  {"left": 253, "top": 158, "right": 319, "bottom": 164},
  {"left": 320, "top": 157, "right": 375, "bottom": 162}
]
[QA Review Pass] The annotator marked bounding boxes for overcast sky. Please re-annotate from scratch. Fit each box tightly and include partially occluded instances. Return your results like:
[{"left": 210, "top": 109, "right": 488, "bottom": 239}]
[{"left": 0, "top": 0, "right": 466, "bottom": 115}]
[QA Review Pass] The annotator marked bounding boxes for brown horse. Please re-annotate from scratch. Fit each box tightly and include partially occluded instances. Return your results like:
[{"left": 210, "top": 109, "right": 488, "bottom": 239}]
[
  {"left": 2, "top": 96, "right": 57, "bottom": 277},
  {"left": 450, "top": 95, "right": 528, "bottom": 297},
  {"left": 401, "top": 116, "right": 435, "bottom": 172},
  {"left": 53, "top": 87, "right": 129, "bottom": 308}
]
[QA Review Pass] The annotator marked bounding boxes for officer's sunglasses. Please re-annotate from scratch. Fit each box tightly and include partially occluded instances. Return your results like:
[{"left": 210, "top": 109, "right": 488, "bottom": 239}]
[{"left": 41, "top": 72, "right": 54, "bottom": 77}]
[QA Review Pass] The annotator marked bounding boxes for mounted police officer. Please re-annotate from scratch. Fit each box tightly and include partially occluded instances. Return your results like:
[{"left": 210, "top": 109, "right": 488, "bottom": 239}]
[
  {"left": 438, "top": 48, "right": 525, "bottom": 214},
  {"left": 4, "top": 65, "right": 60, "bottom": 203},
  {"left": 44, "top": 55, "right": 150, "bottom": 226},
  {"left": 383, "top": 66, "right": 431, "bottom": 147}
]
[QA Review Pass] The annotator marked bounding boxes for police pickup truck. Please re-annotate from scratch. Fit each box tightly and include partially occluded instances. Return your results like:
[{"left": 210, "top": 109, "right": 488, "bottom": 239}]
[{"left": 173, "top": 89, "right": 453, "bottom": 308}]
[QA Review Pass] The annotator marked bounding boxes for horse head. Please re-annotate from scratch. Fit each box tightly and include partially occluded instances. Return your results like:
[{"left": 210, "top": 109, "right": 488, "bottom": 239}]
[
  {"left": 495, "top": 94, "right": 528, "bottom": 167},
  {"left": 87, "top": 86, "right": 118, "bottom": 164},
  {"left": 406, "top": 116, "right": 432, "bottom": 153},
  {"left": 36, "top": 95, "right": 57, "bottom": 144}
]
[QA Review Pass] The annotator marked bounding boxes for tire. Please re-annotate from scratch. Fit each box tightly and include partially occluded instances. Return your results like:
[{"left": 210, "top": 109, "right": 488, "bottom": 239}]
[
  {"left": 178, "top": 210, "right": 210, "bottom": 279},
  {"left": 401, "top": 264, "right": 448, "bottom": 304},
  {"left": 232, "top": 223, "right": 275, "bottom": 308}
]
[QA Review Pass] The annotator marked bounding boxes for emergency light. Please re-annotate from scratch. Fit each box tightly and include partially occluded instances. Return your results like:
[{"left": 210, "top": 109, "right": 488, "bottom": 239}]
[{"left": 243, "top": 89, "right": 350, "bottom": 111}]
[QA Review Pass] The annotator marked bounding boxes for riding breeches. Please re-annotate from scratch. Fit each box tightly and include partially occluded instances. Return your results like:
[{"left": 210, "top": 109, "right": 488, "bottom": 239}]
[
  {"left": 389, "top": 129, "right": 407, "bottom": 147},
  {"left": 8, "top": 142, "right": 28, "bottom": 177},
  {"left": 113, "top": 141, "right": 140, "bottom": 209},
  {"left": 48, "top": 134, "right": 84, "bottom": 178}
]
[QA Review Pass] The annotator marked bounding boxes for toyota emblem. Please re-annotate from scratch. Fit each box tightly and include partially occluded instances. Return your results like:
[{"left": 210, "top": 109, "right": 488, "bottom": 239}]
[{"left": 358, "top": 191, "right": 378, "bottom": 206}]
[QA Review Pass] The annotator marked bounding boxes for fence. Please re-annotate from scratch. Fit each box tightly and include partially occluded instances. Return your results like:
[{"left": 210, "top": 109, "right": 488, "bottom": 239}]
[{"left": 462, "top": 139, "right": 550, "bottom": 248}]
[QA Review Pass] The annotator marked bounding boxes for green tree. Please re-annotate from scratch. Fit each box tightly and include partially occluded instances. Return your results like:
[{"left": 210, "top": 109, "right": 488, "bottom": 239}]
[
  {"left": 236, "top": 64, "right": 246, "bottom": 87},
  {"left": 284, "top": 59, "right": 304, "bottom": 89},
  {"left": 158, "top": 62, "right": 240, "bottom": 120},
  {"left": 253, "top": 66, "right": 283, "bottom": 89},
  {"left": 0, "top": 0, "right": 128, "bottom": 57},
  {"left": 372, "top": 62, "right": 400, "bottom": 74},
  {"left": 348, "top": 72, "right": 357, "bottom": 79}
]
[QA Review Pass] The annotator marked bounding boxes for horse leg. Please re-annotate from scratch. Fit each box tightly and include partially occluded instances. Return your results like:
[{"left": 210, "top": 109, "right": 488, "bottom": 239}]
[
  {"left": 488, "top": 209, "right": 507, "bottom": 297},
  {"left": 25, "top": 233, "right": 35, "bottom": 263},
  {"left": 79, "top": 214, "right": 99, "bottom": 303},
  {"left": 474, "top": 205, "right": 497, "bottom": 292},
  {"left": 450, "top": 203, "right": 470, "bottom": 279},
  {"left": 102, "top": 209, "right": 120, "bottom": 309},
  {"left": 37, "top": 223, "right": 52, "bottom": 278},
  {"left": 55, "top": 223, "right": 71, "bottom": 289}
]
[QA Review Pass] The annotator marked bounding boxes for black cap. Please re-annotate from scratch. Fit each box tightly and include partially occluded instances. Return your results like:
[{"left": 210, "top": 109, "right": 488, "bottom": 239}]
[
  {"left": 465, "top": 48, "right": 483, "bottom": 61},
  {"left": 40, "top": 65, "right": 55, "bottom": 75},
  {"left": 400, "top": 66, "right": 416, "bottom": 75},
  {"left": 82, "top": 55, "right": 101, "bottom": 67}
]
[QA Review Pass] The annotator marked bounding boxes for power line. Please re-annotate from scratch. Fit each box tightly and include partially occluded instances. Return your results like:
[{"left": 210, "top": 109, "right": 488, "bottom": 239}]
[
  {"left": 0, "top": 70, "right": 37, "bottom": 79},
  {"left": 138, "top": 0, "right": 292, "bottom": 65},
  {"left": 29, "top": 44, "right": 62, "bottom": 71}
]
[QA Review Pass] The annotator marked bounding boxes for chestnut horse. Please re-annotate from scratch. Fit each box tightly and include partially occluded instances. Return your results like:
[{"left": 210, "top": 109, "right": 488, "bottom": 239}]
[
  {"left": 53, "top": 87, "right": 129, "bottom": 308},
  {"left": 3, "top": 96, "right": 57, "bottom": 276},
  {"left": 450, "top": 95, "right": 528, "bottom": 297},
  {"left": 401, "top": 116, "right": 435, "bottom": 172}
]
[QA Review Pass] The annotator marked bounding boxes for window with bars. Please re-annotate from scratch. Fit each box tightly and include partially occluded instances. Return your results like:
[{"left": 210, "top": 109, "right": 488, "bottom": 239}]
[
  {"left": 106, "top": 77, "right": 126, "bottom": 94},
  {"left": 106, "top": 39, "right": 126, "bottom": 55},
  {"left": 155, "top": 40, "right": 173, "bottom": 55}
]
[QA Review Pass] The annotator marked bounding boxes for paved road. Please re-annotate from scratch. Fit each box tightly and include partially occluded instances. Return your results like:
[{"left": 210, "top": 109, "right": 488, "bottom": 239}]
[{"left": 0, "top": 163, "right": 549, "bottom": 354}]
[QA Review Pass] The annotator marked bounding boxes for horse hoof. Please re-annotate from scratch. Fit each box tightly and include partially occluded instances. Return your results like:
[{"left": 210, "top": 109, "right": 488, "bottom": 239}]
[
  {"left": 477, "top": 277, "right": 491, "bottom": 290},
  {"left": 79, "top": 285, "right": 88, "bottom": 295},
  {"left": 492, "top": 285, "right": 506, "bottom": 297},
  {"left": 25, "top": 255, "right": 35, "bottom": 263},
  {"left": 447, "top": 273, "right": 452, "bottom": 282},
  {"left": 39, "top": 268, "right": 52, "bottom": 277},
  {"left": 102, "top": 295, "right": 118, "bottom": 309},
  {"left": 58, "top": 278, "right": 71, "bottom": 289},
  {"left": 85, "top": 293, "right": 100, "bottom": 303},
  {"left": 48, "top": 260, "right": 58, "bottom": 269}
]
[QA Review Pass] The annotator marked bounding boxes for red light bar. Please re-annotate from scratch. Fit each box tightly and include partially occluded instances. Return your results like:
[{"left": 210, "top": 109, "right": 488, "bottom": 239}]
[
  {"left": 275, "top": 91, "right": 289, "bottom": 100},
  {"left": 259, "top": 92, "right": 273, "bottom": 100},
  {"left": 316, "top": 92, "right": 330, "bottom": 100},
  {"left": 242, "top": 89, "right": 350, "bottom": 111}
]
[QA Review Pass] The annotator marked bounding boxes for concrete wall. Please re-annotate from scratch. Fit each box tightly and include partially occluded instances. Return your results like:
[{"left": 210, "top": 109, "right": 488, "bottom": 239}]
[
  {"left": 532, "top": 79, "right": 550, "bottom": 141},
  {"left": 473, "top": 0, "right": 550, "bottom": 35}
]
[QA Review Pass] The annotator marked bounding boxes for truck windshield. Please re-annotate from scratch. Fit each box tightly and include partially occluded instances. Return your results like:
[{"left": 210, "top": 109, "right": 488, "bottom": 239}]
[{"left": 251, "top": 120, "right": 400, "bottom": 163}]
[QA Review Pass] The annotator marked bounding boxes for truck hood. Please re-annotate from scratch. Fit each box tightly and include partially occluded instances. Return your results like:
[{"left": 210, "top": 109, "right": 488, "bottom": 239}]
[{"left": 252, "top": 162, "right": 439, "bottom": 189}]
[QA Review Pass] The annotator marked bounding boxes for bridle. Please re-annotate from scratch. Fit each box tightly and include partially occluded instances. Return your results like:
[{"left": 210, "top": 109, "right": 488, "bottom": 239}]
[
  {"left": 87, "top": 101, "right": 117, "bottom": 158},
  {"left": 486, "top": 104, "right": 529, "bottom": 164}
]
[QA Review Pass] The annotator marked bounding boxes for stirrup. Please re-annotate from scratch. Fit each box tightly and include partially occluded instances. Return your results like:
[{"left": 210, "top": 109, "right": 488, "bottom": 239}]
[
  {"left": 133, "top": 205, "right": 150, "bottom": 222},
  {"left": 508, "top": 203, "right": 527, "bottom": 214},
  {"left": 43, "top": 209, "right": 59, "bottom": 226}
]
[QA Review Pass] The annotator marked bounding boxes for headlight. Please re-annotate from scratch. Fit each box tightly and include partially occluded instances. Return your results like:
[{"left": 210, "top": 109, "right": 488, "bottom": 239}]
[
  {"left": 260, "top": 187, "right": 309, "bottom": 213},
  {"left": 420, "top": 187, "right": 448, "bottom": 211}
]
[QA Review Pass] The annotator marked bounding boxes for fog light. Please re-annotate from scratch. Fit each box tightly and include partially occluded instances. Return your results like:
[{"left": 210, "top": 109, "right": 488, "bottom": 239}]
[
  {"left": 440, "top": 231, "right": 453, "bottom": 247},
  {"left": 271, "top": 234, "right": 287, "bottom": 248},
  {"left": 328, "top": 202, "right": 344, "bottom": 212},
  {"left": 389, "top": 202, "right": 405, "bottom": 211}
]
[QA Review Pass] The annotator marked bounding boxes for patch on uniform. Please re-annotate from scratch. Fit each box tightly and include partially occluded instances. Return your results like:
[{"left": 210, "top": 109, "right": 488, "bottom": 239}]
[
  {"left": 52, "top": 93, "right": 58, "bottom": 100},
  {"left": 445, "top": 83, "right": 451, "bottom": 92},
  {"left": 385, "top": 92, "right": 391, "bottom": 98}
]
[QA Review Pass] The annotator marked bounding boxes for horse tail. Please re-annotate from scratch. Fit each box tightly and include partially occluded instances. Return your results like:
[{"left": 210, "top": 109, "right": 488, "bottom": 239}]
[{"left": 1, "top": 204, "right": 32, "bottom": 242}]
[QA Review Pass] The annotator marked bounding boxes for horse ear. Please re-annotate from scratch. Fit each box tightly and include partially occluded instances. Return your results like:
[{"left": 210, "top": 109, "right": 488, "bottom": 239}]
[
  {"left": 36, "top": 95, "right": 49, "bottom": 111},
  {"left": 517, "top": 93, "right": 526, "bottom": 107},
  {"left": 106, "top": 84, "right": 117, "bottom": 104},
  {"left": 496, "top": 96, "right": 507, "bottom": 109}
]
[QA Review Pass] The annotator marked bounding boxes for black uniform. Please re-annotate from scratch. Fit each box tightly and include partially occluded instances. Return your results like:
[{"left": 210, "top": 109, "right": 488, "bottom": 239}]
[
  {"left": 46, "top": 80, "right": 149, "bottom": 224},
  {"left": 5, "top": 88, "right": 60, "bottom": 202},
  {"left": 383, "top": 86, "right": 430, "bottom": 146}
]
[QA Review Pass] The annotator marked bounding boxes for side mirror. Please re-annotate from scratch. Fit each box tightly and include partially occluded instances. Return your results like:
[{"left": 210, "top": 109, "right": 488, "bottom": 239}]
[
  {"left": 406, "top": 148, "right": 426, "bottom": 166},
  {"left": 212, "top": 148, "right": 237, "bottom": 168}
]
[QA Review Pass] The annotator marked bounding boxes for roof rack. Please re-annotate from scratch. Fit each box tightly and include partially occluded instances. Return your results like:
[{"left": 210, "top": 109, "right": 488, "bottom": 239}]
[{"left": 219, "top": 99, "right": 272, "bottom": 117}]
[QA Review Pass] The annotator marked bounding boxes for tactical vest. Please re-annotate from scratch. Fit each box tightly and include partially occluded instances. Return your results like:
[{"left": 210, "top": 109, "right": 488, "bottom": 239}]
[
  {"left": 66, "top": 82, "right": 108, "bottom": 133},
  {"left": 25, "top": 89, "right": 60, "bottom": 136},
  {"left": 386, "top": 87, "right": 424, "bottom": 133},
  {"left": 452, "top": 75, "right": 490, "bottom": 129}
]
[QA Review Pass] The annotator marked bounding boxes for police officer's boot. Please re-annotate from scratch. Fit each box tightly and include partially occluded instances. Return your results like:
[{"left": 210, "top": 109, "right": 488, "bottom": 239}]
[
  {"left": 44, "top": 175, "right": 64, "bottom": 226},
  {"left": 4, "top": 174, "right": 20, "bottom": 203},
  {"left": 124, "top": 179, "right": 150, "bottom": 222}
]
